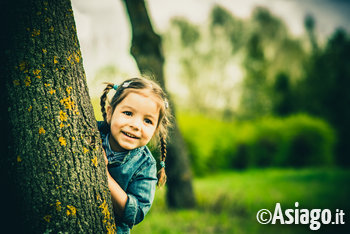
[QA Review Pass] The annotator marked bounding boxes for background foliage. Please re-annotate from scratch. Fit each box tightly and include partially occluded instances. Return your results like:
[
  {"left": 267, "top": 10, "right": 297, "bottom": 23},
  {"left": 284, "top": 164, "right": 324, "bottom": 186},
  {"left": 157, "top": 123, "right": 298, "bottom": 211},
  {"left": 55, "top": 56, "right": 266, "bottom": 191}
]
[
  {"left": 158, "top": 5, "right": 350, "bottom": 169},
  {"left": 178, "top": 113, "right": 335, "bottom": 176},
  {"left": 92, "top": 5, "right": 350, "bottom": 170}
]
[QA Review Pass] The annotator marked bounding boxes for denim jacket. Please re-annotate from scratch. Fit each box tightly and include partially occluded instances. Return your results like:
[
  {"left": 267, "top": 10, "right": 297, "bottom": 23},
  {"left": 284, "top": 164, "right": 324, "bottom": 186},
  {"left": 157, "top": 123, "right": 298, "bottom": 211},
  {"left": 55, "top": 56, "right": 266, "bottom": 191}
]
[{"left": 97, "top": 121, "right": 157, "bottom": 233}]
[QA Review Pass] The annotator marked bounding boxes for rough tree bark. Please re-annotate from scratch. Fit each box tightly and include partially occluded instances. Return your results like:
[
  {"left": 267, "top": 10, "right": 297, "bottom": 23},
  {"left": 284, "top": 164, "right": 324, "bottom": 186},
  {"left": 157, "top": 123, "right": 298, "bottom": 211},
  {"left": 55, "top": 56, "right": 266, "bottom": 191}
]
[
  {"left": 0, "top": 0, "right": 116, "bottom": 233},
  {"left": 122, "top": 0, "right": 196, "bottom": 208}
]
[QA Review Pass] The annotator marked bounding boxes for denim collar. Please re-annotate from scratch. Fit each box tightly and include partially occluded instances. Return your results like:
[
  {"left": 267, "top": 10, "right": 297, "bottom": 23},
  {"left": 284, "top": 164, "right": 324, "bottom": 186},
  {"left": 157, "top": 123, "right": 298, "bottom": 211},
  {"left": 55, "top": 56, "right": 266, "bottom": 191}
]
[
  {"left": 102, "top": 133, "right": 128, "bottom": 165},
  {"left": 102, "top": 133, "right": 144, "bottom": 166}
]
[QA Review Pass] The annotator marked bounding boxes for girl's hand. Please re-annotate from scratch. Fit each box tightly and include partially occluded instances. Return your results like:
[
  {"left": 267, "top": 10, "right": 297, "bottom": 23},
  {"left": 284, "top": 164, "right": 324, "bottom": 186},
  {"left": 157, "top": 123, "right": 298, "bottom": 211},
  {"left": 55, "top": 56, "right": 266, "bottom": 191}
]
[{"left": 102, "top": 149, "right": 108, "bottom": 166}]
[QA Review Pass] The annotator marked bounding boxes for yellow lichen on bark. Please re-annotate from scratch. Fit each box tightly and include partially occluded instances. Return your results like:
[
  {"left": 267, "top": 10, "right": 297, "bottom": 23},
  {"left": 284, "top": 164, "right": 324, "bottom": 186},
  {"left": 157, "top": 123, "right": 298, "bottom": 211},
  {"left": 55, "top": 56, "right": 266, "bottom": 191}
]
[
  {"left": 74, "top": 51, "right": 80, "bottom": 63},
  {"left": 39, "top": 127, "right": 46, "bottom": 135},
  {"left": 59, "top": 110, "right": 68, "bottom": 122},
  {"left": 56, "top": 201, "right": 62, "bottom": 212},
  {"left": 43, "top": 215, "right": 51, "bottom": 223},
  {"left": 13, "top": 80, "right": 20, "bottom": 86},
  {"left": 91, "top": 156, "right": 98, "bottom": 167},
  {"left": 33, "top": 69, "right": 41, "bottom": 75},
  {"left": 31, "top": 29, "right": 40, "bottom": 37},
  {"left": 19, "top": 61, "right": 27, "bottom": 71},
  {"left": 60, "top": 96, "right": 75, "bottom": 110},
  {"left": 99, "top": 200, "right": 112, "bottom": 223},
  {"left": 67, "top": 52, "right": 80, "bottom": 64},
  {"left": 66, "top": 205, "right": 77, "bottom": 216},
  {"left": 24, "top": 76, "right": 31, "bottom": 86},
  {"left": 66, "top": 86, "right": 72, "bottom": 94},
  {"left": 33, "top": 69, "right": 41, "bottom": 79},
  {"left": 59, "top": 137, "right": 66, "bottom": 146},
  {"left": 99, "top": 200, "right": 116, "bottom": 234},
  {"left": 83, "top": 147, "right": 89, "bottom": 154}
]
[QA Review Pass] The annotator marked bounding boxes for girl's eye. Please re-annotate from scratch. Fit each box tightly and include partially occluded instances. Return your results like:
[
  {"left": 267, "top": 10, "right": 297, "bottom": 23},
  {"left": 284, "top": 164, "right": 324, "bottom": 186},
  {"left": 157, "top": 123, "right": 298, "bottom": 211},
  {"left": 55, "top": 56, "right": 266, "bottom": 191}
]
[
  {"left": 123, "top": 111, "right": 132, "bottom": 116},
  {"left": 144, "top": 118, "right": 153, "bottom": 125}
]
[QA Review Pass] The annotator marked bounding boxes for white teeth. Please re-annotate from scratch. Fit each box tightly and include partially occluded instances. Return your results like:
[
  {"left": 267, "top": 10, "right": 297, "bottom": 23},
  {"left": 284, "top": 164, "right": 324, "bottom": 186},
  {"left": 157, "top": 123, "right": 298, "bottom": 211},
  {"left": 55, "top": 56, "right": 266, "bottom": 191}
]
[{"left": 124, "top": 131, "right": 138, "bottom": 139}]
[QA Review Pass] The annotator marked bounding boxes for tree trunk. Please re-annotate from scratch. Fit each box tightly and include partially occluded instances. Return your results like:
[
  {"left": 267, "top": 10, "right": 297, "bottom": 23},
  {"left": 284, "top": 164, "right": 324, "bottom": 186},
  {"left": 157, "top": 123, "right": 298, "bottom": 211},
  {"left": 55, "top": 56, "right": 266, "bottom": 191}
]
[
  {"left": 0, "top": 0, "right": 116, "bottom": 232},
  {"left": 122, "top": 0, "right": 195, "bottom": 208}
]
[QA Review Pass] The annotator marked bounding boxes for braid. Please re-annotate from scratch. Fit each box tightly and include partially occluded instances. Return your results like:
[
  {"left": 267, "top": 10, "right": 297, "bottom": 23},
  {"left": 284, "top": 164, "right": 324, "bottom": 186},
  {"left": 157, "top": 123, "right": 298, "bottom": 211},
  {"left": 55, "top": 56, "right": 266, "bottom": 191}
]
[
  {"left": 100, "top": 83, "right": 114, "bottom": 122},
  {"left": 157, "top": 136, "right": 167, "bottom": 187},
  {"left": 160, "top": 136, "right": 167, "bottom": 162}
]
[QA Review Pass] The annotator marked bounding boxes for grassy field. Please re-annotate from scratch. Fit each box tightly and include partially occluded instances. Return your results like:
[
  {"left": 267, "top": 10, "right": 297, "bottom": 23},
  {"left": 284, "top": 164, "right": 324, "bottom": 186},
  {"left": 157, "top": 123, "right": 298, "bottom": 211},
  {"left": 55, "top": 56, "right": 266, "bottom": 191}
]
[{"left": 132, "top": 168, "right": 350, "bottom": 234}]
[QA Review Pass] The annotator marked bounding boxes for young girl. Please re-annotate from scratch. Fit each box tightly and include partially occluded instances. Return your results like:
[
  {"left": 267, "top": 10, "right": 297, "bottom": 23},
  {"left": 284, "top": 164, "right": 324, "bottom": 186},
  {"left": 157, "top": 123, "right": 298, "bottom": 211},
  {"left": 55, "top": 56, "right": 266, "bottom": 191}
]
[{"left": 98, "top": 77, "right": 171, "bottom": 233}]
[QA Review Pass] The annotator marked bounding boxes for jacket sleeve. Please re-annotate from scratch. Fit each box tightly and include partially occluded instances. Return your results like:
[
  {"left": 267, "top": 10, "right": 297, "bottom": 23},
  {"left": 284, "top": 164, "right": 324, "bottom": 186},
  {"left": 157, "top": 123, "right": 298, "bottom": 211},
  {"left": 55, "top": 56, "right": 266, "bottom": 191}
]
[{"left": 120, "top": 161, "right": 157, "bottom": 228}]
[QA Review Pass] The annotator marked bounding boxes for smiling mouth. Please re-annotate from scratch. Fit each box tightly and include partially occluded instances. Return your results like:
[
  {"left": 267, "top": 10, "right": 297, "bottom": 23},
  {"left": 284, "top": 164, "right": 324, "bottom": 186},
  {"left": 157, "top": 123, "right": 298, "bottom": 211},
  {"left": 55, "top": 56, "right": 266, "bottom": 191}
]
[{"left": 122, "top": 131, "right": 140, "bottom": 139}]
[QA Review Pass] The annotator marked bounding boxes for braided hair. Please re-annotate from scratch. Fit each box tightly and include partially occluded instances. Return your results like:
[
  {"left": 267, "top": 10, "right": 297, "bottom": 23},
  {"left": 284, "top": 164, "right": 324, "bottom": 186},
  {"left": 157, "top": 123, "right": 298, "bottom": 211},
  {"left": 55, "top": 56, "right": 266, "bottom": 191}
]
[{"left": 100, "top": 77, "right": 171, "bottom": 187}]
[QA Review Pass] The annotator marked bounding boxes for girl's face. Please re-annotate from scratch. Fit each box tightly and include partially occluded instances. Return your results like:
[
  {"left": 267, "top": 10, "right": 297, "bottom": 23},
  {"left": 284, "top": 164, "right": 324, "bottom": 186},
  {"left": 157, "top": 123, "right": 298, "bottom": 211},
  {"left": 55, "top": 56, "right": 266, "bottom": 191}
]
[{"left": 107, "top": 91, "right": 160, "bottom": 152}]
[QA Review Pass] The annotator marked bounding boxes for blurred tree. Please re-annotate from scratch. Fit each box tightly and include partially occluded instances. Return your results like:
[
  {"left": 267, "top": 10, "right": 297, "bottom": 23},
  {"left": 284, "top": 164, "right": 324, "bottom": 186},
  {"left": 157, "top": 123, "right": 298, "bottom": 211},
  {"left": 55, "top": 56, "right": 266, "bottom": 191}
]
[
  {"left": 272, "top": 72, "right": 294, "bottom": 116},
  {"left": 0, "top": 0, "right": 116, "bottom": 232},
  {"left": 210, "top": 5, "right": 246, "bottom": 54},
  {"left": 239, "top": 32, "right": 271, "bottom": 118},
  {"left": 164, "top": 5, "right": 306, "bottom": 120},
  {"left": 239, "top": 7, "right": 307, "bottom": 119},
  {"left": 304, "top": 14, "right": 318, "bottom": 53},
  {"left": 168, "top": 18, "right": 206, "bottom": 112},
  {"left": 172, "top": 18, "right": 200, "bottom": 48},
  {"left": 122, "top": 0, "right": 196, "bottom": 208},
  {"left": 297, "top": 29, "right": 350, "bottom": 166},
  {"left": 164, "top": 6, "right": 244, "bottom": 118}
]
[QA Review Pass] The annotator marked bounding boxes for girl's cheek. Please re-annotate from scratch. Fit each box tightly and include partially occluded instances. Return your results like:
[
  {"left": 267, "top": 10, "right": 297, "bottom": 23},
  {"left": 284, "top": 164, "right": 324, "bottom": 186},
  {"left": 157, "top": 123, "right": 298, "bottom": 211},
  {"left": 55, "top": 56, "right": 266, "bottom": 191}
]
[
  {"left": 114, "top": 115, "right": 125, "bottom": 123},
  {"left": 149, "top": 126, "right": 157, "bottom": 137}
]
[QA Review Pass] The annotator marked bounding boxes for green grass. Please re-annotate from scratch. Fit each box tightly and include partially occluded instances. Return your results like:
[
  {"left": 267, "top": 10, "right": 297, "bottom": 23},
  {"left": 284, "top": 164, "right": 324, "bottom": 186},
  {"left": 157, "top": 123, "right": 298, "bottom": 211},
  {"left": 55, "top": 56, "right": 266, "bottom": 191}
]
[{"left": 132, "top": 168, "right": 350, "bottom": 234}]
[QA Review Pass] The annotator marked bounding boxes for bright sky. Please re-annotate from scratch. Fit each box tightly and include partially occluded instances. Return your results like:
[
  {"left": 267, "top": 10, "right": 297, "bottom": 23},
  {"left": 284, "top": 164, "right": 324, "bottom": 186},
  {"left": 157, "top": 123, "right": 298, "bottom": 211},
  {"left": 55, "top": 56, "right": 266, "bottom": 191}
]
[{"left": 71, "top": 0, "right": 350, "bottom": 96}]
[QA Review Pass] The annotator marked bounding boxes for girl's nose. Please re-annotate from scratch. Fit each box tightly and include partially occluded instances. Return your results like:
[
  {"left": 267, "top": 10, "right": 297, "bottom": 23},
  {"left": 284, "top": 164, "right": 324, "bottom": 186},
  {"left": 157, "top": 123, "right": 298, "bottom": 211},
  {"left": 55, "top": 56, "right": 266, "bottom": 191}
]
[{"left": 130, "top": 117, "right": 142, "bottom": 130}]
